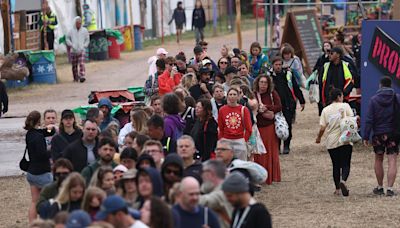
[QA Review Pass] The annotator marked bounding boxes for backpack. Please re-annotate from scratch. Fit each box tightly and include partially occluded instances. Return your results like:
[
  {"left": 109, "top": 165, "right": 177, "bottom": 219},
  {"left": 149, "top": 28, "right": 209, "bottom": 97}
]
[
  {"left": 228, "top": 159, "right": 268, "bottom": 184},
  {"left": 393, "top": 94, "right": 400, "bottom": 140}
]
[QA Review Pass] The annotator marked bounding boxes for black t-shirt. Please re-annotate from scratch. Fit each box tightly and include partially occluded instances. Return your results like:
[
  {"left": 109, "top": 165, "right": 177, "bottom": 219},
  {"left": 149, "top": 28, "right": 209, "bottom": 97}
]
[
  {"left": 189, "top": 84, "right": 213, "bottom": 101},
  {"left": 231, "top": 203, "right": 272, "bottom": 228}
]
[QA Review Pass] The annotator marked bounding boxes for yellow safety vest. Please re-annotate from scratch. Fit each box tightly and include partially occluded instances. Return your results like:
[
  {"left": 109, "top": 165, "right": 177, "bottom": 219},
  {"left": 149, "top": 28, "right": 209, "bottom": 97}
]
[
  {"left": 41, "top": 12, "right": 57, "bottom": 31},
  {"left": 322, "top": 61, "right": 353, "bottom": 103},
  {"left": 83, "top": 11, "right": 97, "bottom": 31}
]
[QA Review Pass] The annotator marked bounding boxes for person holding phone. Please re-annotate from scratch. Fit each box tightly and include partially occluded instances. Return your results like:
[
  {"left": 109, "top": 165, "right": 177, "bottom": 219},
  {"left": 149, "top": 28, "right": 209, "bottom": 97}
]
[{"left": 158, "top": 57, "right": 182, "bottom": 96}]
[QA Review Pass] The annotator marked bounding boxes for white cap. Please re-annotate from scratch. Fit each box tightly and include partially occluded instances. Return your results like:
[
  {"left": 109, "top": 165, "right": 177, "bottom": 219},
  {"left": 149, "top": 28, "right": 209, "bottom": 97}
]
[
  {"left": 156, "top": 48, "right": 168, "bottom": 56},
  {"left": 202, "top": 59, "right": 212, "bottom": 65},
  {"left": 113, "top": 164, "right": 128, "bottom": 173}
]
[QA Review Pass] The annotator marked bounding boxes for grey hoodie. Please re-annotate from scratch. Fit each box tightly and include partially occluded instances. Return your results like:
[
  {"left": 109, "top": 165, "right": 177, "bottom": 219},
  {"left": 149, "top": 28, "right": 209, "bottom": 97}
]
[{"left": 66, "top": 16, "right": 89, "bottom": 53}]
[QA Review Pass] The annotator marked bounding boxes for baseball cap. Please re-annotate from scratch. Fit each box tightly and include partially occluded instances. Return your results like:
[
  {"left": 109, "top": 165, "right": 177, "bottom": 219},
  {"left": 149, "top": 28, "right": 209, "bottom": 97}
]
[
  {"left": 66, "top": 210, "right": 91, "bottom": 228},
  {"left": 156, "top": 48, "right": 168, "bottom": 56},
  {"left": 202, "top": 59, "right": 212, "bottom": 66},
  {"left": 224, "top": 66, "right": 238, "bottom": 75},
  {"left": 330, "top": 47, "right": 343, "bottom": 56},
  {"left": 95, "top": 195, "right": 128, "bottom": 221},
  {"left": 199, "top": 67, "right": 211, "bottom": 74},
  {"left": 113, "top": 164, "right": 128, "bottom": 173},
  {"left": 61, "top": 109, "right": 75, "bottom": 120},
  {"left": 122, "top": 169, "right": 137, "bottom": 180}
]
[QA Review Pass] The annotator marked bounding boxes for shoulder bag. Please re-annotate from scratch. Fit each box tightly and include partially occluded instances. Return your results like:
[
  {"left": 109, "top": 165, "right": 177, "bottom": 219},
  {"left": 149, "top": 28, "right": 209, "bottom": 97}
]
[
  {"left": 339, "top": 107, "right": 361, "bottom": 144},
  {"left": 269, "top": 92, "right": 289, "bottom": 140},
  {"left": 19, "top": 147, "right": 30, "bottom": 172}
]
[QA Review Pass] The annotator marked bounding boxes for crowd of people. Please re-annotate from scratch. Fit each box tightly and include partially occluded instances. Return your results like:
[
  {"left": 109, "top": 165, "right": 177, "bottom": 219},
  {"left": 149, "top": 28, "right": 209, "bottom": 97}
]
[{"left": 20, "top": 27, "right": 400, "bottom": 228}]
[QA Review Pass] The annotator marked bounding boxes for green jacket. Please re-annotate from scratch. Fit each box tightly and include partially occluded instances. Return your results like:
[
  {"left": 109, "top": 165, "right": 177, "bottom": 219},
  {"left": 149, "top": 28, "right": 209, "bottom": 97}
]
[
  {"left": 36, "top": 182, "right": 58, "bottom": 212},
  {"left": 81, "top": 160, "right": 118, "bottom": 184}
]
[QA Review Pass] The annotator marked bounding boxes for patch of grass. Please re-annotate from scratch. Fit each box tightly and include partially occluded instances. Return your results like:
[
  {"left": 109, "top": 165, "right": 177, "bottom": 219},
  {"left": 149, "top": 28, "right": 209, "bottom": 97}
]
[{"left": 143, "top": 14, "right": 257, "bottom": 48}]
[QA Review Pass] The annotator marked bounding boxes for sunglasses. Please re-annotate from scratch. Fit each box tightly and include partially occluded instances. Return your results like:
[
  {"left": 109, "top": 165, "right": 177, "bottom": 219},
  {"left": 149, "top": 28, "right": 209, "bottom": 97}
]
[
  {"left": 169, "top": 63, "right": 177, "bottom": 66},
  {"left": 165, "top": 169, "right": 180, "bottom": 176},
  {"left": 55, "top": 172, "right": 70, "bottom": 177},
  {"left": 220, "top": 62, "right": 228, "bottom": 64}
]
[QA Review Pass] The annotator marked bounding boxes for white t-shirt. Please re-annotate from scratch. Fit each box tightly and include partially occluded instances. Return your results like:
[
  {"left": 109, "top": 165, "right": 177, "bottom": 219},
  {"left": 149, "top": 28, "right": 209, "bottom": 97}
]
[
  {"left": 320, "top": 102, "right": 354, "bottom": 149},
  {"left": 130, "top": 220, "right": 149, "bottom": 228}
]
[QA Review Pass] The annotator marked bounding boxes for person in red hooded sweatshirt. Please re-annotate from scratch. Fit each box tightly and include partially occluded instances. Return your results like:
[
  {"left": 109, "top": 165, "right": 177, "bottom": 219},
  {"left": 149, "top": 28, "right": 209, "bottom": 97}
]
[
  {"left": 158, "top": 56, "right": 182, "bottom": 96},
  {"left": 218, "top": 87, "right": 252, "bottom": 161}
]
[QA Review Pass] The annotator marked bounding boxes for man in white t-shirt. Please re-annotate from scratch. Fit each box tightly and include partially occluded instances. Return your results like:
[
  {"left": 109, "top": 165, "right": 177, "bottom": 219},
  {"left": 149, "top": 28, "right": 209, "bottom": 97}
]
[{"left": 95, "top": 195, "right": 148, "bottom": 228}]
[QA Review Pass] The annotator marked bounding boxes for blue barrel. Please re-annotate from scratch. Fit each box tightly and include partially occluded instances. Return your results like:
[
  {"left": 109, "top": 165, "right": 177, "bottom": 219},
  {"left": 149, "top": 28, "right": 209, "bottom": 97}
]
[
  {"left": 134, "top": 25, "right": 143, "bottom": 50},
  {"left": 30, "top": 51, "right": 57, "bottom": 84},
  {"left": 6, "top": 78, "right": 29, "bottom": 88}
]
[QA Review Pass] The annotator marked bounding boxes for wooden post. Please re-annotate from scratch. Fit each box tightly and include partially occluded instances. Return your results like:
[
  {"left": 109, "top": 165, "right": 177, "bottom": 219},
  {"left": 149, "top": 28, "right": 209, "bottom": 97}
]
[
  {"left": 235, "top": 0, "right": 241, "bottom": 49},
  {"left": 128, "top": 0, "right": 134, "bottom": 50},
  {"left": 75, "top": 0, "right": 82, "bottom": 17},
  {"left": 1, "top": 0, "right": 10, "bottom": 53},
  {"left": 393, "top": 0, "right": 400, "bottom": 19}
]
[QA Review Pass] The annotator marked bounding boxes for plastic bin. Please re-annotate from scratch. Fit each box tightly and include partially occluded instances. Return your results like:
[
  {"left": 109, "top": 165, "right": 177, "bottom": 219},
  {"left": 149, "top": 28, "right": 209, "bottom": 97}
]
[
  {"left": 5, "top": 78, "right": 29, "bottom": 88},
  {"left": 121, "top": 25, "right": 133, "bottom": 51},
  {"left": 108, "top": 36, "right": 121, "bottom": 59},
  {"left": 134, "top": 25, "right": 143, "bottom": 51},
  {"left": 29, "top": 51, "right": 57, "bottom": 84},
  {"left": 89, "top": 30, "right": 109, "bottom": 61}
]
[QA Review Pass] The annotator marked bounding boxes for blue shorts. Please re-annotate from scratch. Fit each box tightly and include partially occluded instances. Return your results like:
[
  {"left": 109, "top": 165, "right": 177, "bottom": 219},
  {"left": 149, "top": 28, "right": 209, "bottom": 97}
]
[{"left": 26, "top": 172, "right": 53, "bottom": 188}]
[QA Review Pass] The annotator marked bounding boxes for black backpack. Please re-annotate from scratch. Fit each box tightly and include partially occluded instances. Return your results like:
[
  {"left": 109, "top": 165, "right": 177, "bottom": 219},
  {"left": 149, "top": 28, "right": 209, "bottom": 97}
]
[{"left": 393, "top": 94, "right": 400, "bottom": 140}]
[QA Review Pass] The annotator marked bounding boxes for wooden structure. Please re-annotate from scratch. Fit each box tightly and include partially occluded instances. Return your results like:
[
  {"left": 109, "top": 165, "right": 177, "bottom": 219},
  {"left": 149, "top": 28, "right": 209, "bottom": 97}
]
[
  {"left": 12, "top": 10, "right": 41, "bottom": 51},
  {"left": 281, "top": 9, "right": 324, "bottom": 75}
]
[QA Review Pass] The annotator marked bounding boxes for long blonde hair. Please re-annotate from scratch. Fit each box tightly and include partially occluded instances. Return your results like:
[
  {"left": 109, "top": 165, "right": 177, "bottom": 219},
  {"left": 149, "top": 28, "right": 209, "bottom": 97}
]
[
  {"left": 181, "top": 73, "right": 197, "bottom": 91},
  {"left": 131, "top": 109, "right": 149, "bottom": 134},
  {"left": 55, "top": 172, "right": 85, "bottom": 204}
]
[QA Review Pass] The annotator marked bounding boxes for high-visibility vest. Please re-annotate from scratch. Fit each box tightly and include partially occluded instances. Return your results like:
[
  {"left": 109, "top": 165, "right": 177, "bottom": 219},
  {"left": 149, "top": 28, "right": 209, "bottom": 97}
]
[
  {"left": 321, "top": 61, "right": 353, "bottom": 104},
  {"left": 41, "top": 12, "right": 57, "bottom": 31},
  {"left": 83, "top": 10, "right": 97, "bottom": 31}
]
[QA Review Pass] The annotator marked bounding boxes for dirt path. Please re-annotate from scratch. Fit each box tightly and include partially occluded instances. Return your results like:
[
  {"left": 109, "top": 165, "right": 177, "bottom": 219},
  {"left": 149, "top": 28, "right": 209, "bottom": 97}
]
[{"left": 1, "top": 29, "right": 400, "bottom": 227}]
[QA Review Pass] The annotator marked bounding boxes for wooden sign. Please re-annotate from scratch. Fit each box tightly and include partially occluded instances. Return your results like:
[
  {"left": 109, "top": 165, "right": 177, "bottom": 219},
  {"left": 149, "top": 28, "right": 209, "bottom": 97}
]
[{"left": 281, "top": 9, "right": 324, "bottom": 75}]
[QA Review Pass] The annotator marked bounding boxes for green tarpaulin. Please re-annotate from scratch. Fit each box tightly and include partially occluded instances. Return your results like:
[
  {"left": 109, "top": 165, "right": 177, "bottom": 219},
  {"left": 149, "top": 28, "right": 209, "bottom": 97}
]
[
  {"left": 105, "top": 29, "right": 124, "bottom": 45},
  {"left": 59, "top": 36, "right": 66, "bottom": 45},
  {"left": 28, "top": 50, "right": 55, "bottom": 64},
  {"left": 73, "top": 105, "right": 121, "bottom": 119},
  {"left": 127, "top": 87, "right": 145, "bottom": 100}
]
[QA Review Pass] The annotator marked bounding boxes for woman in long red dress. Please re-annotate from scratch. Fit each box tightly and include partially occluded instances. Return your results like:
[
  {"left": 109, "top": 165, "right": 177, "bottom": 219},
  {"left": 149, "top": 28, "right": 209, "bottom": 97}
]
[{"left": 253, "top": 74, "right": 282, "bottom": 185}]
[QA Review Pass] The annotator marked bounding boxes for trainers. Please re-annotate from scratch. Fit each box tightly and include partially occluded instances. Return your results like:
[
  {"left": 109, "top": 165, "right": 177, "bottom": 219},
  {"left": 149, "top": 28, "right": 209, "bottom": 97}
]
[
  {"left": 373, "top": 187, "right": 385, "bottom": 195},
  {"left": 386, "top": 189, "right": 396, "bottom": 197},
  {"left": 79, "top": 77, "right": 86, "bottom": 83},
  {"left": 339, "top": 182, "right": 349, "bottom": 197}
]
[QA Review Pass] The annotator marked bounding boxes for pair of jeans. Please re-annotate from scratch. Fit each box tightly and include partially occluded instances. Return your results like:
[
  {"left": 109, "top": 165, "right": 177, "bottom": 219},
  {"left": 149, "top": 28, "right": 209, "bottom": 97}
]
[
  {"left": 328, "top": 145, "right": 353, "bottom": 189},
  {"left": 194, "top": 27, "right": 204, "bottom": 44}
]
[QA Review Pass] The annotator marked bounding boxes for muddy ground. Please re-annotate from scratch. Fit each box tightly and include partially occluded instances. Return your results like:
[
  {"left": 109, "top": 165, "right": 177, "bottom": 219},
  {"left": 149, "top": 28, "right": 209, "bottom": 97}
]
[{"left": 1, "top": 29, "right": 400, "bottom": 227}]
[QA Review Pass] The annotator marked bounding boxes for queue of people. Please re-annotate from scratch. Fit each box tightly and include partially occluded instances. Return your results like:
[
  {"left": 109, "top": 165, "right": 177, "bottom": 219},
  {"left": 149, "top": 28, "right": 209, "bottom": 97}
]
[{"left": 21, "top": 29, "right": 400, "bottom": 228}]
